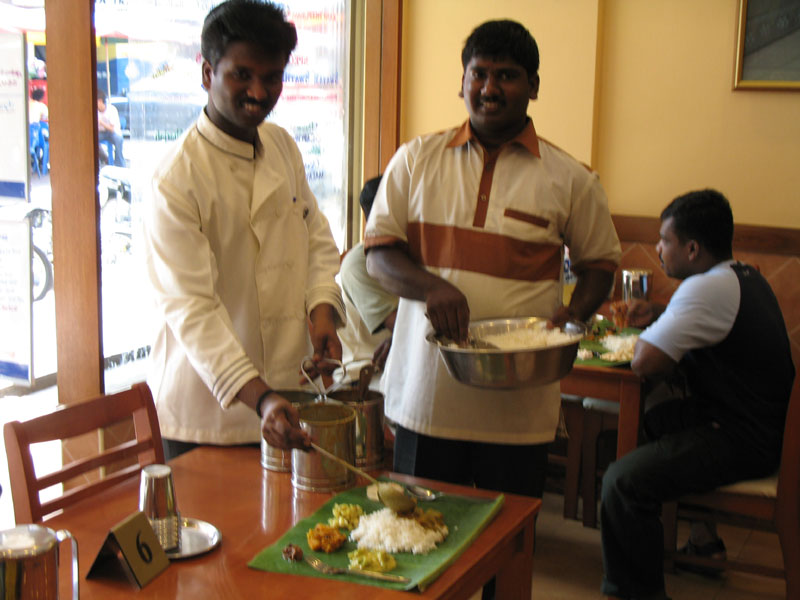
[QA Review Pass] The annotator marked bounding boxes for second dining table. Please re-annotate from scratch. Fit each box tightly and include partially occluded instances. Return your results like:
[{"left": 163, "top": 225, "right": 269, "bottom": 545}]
[
  {"left": 43, "top": 445, "right": 540, "bottom": 599},
  {"left": 561, "top": 362, "right": 645, "bottom": 458}
]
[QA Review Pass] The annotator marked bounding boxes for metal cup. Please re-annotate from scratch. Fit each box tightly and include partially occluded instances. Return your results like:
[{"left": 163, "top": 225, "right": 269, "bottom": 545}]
[
  {"left": 260, "top": 389, "right": 320, "bottom": 472},
  {"left": 291, "top": 403, "right": 356, "bottom": 492},
  {"left": 326, "top": 387, "right": 385, "bottom": 470},
  {"left": 138, "top": 464, "right": 180, "bottom": 552},
  {"left": 0, "top": 524, "right": 78, "bottom": 600},
  {"left": 622, "top": 268, "right": 652, "bottom": 302}
]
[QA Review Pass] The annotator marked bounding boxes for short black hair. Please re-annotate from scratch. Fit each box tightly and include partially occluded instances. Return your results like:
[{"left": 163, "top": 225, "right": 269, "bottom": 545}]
[
  {"left": 31, "top": 89, "right": 45, "bottom": 101},
  {"left": 201, "top": 0, "right": 298, "bottom": 70},
  {"left": 461, "top": 20, "right": 539, "bottom": 77},
  {"left": 97, "top": 88, "right": 108, "bottom": 102},
  {"left": 359, "top": 175, "right": 382, "bottom": 218},
  {"left": 661, "top": 189, "right": 734, "bottom": 260}
]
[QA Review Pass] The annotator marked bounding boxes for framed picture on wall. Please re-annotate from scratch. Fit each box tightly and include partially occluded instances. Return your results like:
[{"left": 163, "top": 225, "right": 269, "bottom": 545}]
[{"left": 734, "top": 0, "right": 800, "bottom": 90}]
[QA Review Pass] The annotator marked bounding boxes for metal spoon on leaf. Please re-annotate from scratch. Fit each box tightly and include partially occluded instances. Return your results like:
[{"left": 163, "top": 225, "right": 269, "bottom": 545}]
[{"left": 309, "top": 442, "right": 417, "bottom": 514}]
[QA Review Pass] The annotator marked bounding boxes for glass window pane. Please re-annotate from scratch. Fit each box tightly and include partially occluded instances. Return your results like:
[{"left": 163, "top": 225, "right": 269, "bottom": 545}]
[
  {"left": 270, "top": 0, "right": 349, "bottom": 250},
  {"left": 0, "top": 0, "right": 59, "bottom": 531},
  {"left": 95, "top": 0, "right": 352, "bottom": 391}
]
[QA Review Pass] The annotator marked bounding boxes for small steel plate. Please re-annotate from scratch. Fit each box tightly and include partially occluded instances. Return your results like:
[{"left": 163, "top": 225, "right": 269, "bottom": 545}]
[{"left": 166, "top": 517, "right": 221, "bottom": 560}]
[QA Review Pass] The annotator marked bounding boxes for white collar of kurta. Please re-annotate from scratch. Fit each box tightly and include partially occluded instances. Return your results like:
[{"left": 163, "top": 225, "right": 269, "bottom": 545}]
[{"left": 196, "top": 108, "right": 263, "bottom": 160}]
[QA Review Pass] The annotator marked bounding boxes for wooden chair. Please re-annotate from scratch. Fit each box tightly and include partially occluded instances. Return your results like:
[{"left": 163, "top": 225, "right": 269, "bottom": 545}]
[
  {"left": 580, "top": 397, "right": 619, "bottom": 528},
  {"left": 662, "top": 380, "right": 800, "bottom": 597},
  {"left": 554, "top": 394, "right": 585, "bottom": 520},
  {"left": 4, "top": 382, "right": 164, "bottom": 523}
]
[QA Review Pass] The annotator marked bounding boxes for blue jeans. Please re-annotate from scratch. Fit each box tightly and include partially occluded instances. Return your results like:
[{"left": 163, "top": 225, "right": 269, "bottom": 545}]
[
  {"left": 99, "top": 130, "right": 125, "bottom": 166},
  {"left": 600, "top": 397, "right": 779, "bottom": 599}
]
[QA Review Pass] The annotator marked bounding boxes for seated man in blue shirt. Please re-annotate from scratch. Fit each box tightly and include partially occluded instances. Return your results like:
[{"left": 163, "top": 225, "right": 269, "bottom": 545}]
[{"left": 600, "top": 189, "right": 795, "bottom": 600}]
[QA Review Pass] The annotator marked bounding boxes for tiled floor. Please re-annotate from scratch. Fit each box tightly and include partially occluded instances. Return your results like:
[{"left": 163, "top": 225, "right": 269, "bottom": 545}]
[{"left": 533, "top": 492, "right": 786, "bottom": 599}]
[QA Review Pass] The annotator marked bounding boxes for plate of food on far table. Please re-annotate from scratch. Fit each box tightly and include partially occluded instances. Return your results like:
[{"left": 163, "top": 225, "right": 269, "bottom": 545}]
[{"left": 574, "top": 301, "right": 641, "bottom": 367}]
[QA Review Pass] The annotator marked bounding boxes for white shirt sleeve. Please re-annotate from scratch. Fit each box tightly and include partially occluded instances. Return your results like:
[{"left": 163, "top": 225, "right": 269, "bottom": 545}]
[
  {"left": 639, "top": 263, "right": 740, "bottom": 363},
  {"left": 364, "top": 142, "right": 413, "bottom": 243},
  {"left": 100, "top": 104, "right": 122, "bottom": 133}
]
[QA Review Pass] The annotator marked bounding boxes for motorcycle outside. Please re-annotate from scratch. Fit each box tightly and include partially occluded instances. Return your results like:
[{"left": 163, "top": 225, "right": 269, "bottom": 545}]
[{"left": 0, "top": 200, "right": 54, "bottom": 302}]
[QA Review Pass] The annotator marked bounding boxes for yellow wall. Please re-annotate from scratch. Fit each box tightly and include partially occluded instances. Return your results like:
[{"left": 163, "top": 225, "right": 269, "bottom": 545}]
[
  {"left": 596, "top": 0, "right": 800, "bottom": 227},
  {"left": 401, "top": 0, "right": 600, "bottom": 164},
  {"left": 400, "top": 0, "right": 800, "bottom": 228}
]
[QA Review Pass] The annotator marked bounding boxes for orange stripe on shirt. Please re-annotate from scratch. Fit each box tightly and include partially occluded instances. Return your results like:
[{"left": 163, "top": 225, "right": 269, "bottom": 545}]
[
  {"left": 572, "top": 259, "right": 618, "bottom": 274},
  {"left": 406, "top": 222, "right": 561, "bottom": 282}
]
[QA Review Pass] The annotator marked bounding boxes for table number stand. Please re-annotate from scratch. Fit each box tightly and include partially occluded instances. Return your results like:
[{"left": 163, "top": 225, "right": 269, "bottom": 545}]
[{"left": 87, "top": 511, "right": 170, "bottom": 588}]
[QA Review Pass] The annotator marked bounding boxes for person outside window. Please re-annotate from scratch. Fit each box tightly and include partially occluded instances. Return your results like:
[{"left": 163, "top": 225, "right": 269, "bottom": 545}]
[
  {"left": 28, "top": 88, "right": 48, "bottom": 124},
  {"left": 97, "top": 88, "right": 126, "bottom": 166}
]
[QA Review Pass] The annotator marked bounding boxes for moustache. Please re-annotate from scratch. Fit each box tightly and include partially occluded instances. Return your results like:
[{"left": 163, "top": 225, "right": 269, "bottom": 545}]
[{"left": 242, "top": 98, "right": 270, "bottom": 109}]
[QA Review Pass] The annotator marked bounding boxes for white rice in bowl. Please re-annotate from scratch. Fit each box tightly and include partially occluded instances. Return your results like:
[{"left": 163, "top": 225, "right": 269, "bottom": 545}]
[
  {"left": 481, "top": 326, "right": 581, "bottom": 350},
  {"left": 349, "top": 508, "right": 448, "bottom": 555}
]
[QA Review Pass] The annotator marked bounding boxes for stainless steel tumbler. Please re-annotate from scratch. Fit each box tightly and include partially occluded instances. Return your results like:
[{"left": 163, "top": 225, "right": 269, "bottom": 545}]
[
  {"left": 138, "top": 464, "right": 181, "bottom": 552},
  {"left": 622, "top": 268, "right": 652, "bottom": 302}
]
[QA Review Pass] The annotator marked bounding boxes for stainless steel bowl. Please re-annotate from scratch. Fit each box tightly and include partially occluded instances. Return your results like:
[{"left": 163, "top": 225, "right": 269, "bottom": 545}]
[{"left": 426, "top": 317, "right": 586, "bottom": 389}]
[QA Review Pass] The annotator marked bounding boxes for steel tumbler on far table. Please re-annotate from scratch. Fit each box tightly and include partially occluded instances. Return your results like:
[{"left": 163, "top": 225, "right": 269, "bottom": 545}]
[
  {"left": 622, "top": 268, "right": 652, "bottom": 302},
  {"left": 139, "top": 464, "right": 181, "bottom": 552}
]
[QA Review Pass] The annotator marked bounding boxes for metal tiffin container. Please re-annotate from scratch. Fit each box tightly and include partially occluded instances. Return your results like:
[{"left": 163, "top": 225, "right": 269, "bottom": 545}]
[
  {"left": 325, "top": 387, "right": 385, "bottom": 471},
  {"left": 291, "top": 403, "right": 357, "bottom": 492},
  {"left": 260, "top": 389, "right": 320, "bottom": 472}
]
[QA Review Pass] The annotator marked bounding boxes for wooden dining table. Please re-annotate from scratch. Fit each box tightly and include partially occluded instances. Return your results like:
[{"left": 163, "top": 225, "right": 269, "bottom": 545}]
[
  {"left": 561, "top": 363, "right": 644, "bottom": 458},
  {"left": 45, "top": 446, "right": 540, "bottom": 599}
]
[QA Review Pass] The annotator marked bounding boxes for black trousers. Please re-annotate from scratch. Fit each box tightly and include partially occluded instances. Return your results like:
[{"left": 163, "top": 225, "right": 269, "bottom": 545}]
[
  {"left": 600, "top": 398, "right": 778, "bottom": 599},
  {"left": 393, "top": 425, "right": 549, "bottom": 497},
  {"left": 162, "top": 438, "right": 200, "bottom": 461},
  {"left": 393, "top": 426, "right": 548, "bottom": 600}
]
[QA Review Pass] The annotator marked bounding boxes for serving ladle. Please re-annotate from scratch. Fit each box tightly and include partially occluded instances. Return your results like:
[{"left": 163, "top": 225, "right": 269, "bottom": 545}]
[
  {"left": 300, "top": 357, "right": 346, "bottom": 401},
  {"left": 309, "top": 442, "right": 417, "bottom": 514},
  {"left": 401, "top": 482, "right": 494, "bottom": 503},
  {"left": 403, "top": 483, "right": 443, "bottom": 501}
]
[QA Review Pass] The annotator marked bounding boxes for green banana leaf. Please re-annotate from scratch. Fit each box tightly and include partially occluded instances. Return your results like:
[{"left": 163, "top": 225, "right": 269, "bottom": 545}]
[{"left": 248, "top": 482, "right": 503, "bottom": 592}]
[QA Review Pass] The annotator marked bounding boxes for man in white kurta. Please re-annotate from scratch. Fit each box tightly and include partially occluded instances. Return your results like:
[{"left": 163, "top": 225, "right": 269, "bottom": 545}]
[
  {"left": 146, "top": 110, "right": 344, "bottom": 445},
  {"left": 144, "top": 0, "right": 344, "bottom": 456}
]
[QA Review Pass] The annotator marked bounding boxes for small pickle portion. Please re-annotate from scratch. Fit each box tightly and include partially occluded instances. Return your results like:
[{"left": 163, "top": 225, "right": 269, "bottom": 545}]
[
  {"left": 306, "top": 523, "right": 347, "bottom": 553},
  {"left": 328, "top": 503, "right": 364, "bottom": 530},
  {"left": 282, "top": 543, "right": 303, "bottom": 562},
  {"left": 347, "top": 548, "right": 397, "bottom": 572}
]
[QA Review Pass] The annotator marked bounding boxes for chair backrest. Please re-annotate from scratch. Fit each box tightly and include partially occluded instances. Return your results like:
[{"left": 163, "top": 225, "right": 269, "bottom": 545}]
[
  {"left": 775, "top": 378, "right": 800, "bottom": 521},
  {"left": 3, "top": 382, "right": 164, "bottom": 523}
]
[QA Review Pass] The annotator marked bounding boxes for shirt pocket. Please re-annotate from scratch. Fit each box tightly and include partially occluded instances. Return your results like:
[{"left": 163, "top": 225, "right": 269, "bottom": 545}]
[
  {"left": 503, "top": 208, "right": 550, "bottom": 229},
  {"left": 500, "top": 208, "right": 554, "bottom": 244}
]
